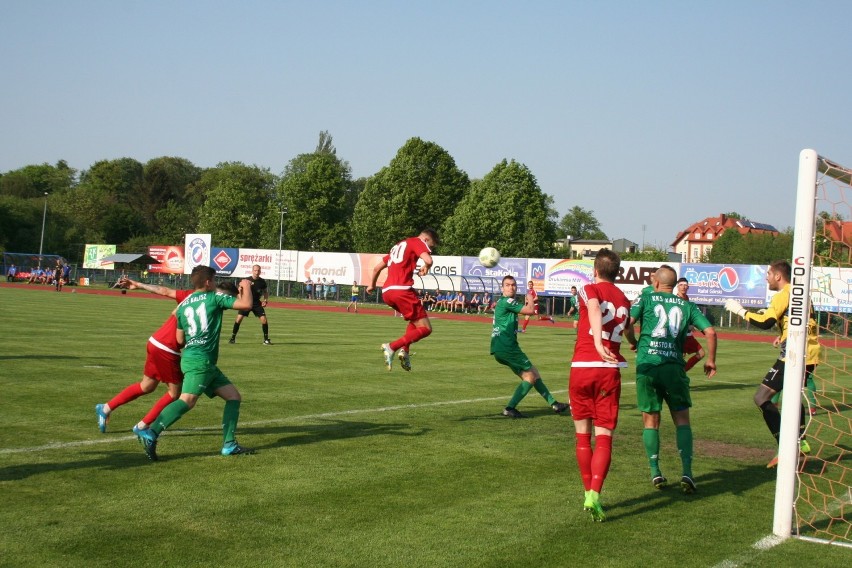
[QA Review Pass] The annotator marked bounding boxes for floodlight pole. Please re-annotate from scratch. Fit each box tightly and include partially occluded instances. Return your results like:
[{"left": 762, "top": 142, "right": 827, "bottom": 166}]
[
  {"left": 276, "top": 207, "right": 287, "bottom": 296},
  {"left": 38, "top": 192, "right": 48, "bottom": 268},
  {"left": 566, "top": 235, "right": 572, "bottom": 259}
]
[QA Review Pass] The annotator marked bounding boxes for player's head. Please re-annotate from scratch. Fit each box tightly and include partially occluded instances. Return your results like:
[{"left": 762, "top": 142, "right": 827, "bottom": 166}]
[
  {"left": 527, "top": 280, "right": 534, "bottom": 289},
  {"left": 767, "top": 260, "right": 791, "bottom": 290},
  {"left": 594, "top": 249, "right": 620, "bottom": 282},
  {"left": 216, "top": 280, "right": 239, "bottom": 297},
  {"left": 190, "top": 265, "right": 217, "bottom": 290},
  {"left": 501, "top": 275, "right": 518, "bottom": 297},
  {"left": 252, "top": 264, "right": 262, "bottom": 277},
  {"left": 653, "top": 266, "right": 677, "bottom": 291},
  {"left": 419, "top": 228, "right": 440, "bottom": 249},
  {"left": 675, "top": 277, "right": 689, "bottom": 298}
]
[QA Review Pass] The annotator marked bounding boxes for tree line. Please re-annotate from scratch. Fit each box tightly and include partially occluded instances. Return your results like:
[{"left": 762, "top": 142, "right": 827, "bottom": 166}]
[{"left": 0, "top": 131, "right": 800, "bottom": 265}]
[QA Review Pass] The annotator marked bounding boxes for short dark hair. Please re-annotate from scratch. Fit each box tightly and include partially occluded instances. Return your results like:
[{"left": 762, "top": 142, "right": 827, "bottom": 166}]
[
  {"left": 190, "top": 265, "right": 216, "bottom": 289},
  {"left": 420, "top": 227, "right": 440, "bottom": 245},
  {"left": 594, "top": 249, "right": 621, "bottom": 282},
  {"left": 769, "top": 260, "right": 791, "bottom": 281},
  {"left": 502, "top": 275, "right": 516, "bottom": 285},
  {"left": 677, "top": 277, "right": 688, "bottom": 284},
  {"left": 216, "top": 280, "right": 239, "bottom": 296}
]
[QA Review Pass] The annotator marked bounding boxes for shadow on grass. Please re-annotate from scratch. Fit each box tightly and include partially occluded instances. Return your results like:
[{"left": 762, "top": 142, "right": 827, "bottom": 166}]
[
  {"left": 0, "top": 449, "right": 213, "bottom": 480},
  {"left": 239, "top": 419, "right": 430, "bottom": 451},
  {"left": 607, "top": 463, "right": 774, "bottom": 521},
  {"left": 690, "top": 382, "right": 752, "bottom": 393}
]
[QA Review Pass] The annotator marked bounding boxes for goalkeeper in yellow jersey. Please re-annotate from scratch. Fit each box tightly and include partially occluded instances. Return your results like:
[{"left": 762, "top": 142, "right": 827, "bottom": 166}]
[{"left": 724, "top": 260, "right": 820, "bottom": 467}]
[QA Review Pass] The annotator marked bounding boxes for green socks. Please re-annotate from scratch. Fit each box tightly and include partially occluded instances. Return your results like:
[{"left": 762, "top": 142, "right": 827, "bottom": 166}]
[
  {"left": 676, "top": 424, "right": 693, "bottom": 478},
  {"left": 508, "top": 381, "right": 534, "bottom": 409},
  {"left": 643, "top": 428, "right": 661, "bottom": 477},
  {"left": 152, "top": 400, "right": 190, "bottom": 435},
  {"left": 223, "top": 400, "right": 241, "bottom": 445},
  {"left": 533, "top": 379, "right": 557, "bottom": 406}
]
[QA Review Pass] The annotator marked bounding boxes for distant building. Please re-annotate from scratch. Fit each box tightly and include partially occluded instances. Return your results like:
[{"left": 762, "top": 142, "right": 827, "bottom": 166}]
[
  {"left": 561, "top": 238, "right": 613, "bottom": 260},
  {"left": 671, "top": 213, "right": 779, "bottom": 262},
  {"left": 611, "top": 238, "right": 639, "bottom": 254},
  {"left": 821, "top": 219, "right": 852, "bottom": 247}
]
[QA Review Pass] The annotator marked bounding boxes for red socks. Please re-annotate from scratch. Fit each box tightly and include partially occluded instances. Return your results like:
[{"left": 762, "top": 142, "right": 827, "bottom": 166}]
[
  {"left": 141, "top": 392, "right": 179, "bottom": 426},
  {"left": 390, "top": 324, "right": 432, "bottom": 352},
  {"left": 590, "top": 435, "right": 613, "bottom": 493},
  {"left": 575, "top": 433, "right": 593, "bottom": 491},
  {"left": 684, "top": 355, "right": 702, "bottom": 372},
  {"left": 107, "top": 383, "right": 145, "bottom": 410}
]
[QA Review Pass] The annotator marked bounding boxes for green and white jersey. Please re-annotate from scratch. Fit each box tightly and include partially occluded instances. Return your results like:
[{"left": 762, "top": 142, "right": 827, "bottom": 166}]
[
  {"left": 491, "top": 296, "right": 523, "bottom": 353},
  {"left": 629, "top": 291, "right": 711, "bottom": 369},
  {"left": 176, "top": 290, "right": 237, "bottom": 364}
]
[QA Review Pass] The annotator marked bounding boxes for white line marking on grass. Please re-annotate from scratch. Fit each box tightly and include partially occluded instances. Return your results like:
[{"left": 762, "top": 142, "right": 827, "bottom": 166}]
[
  {"left": 710, "top": 535, "right": 785, "bottom": 568},
  {"left": 1, "top": 389, "right": 579, "bottom": 456}
]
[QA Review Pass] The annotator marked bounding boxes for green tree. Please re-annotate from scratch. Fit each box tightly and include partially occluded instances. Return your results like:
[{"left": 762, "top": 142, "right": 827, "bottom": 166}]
[
  {"left": 0, "top": 161, "right": 76, "bottom": 199},
  {"left": 140, "top": 157, "right": 202, "bottom": 229},
  {"left": 269, "top": 145, "right": 354, "bottom": 252},
  {"left": 441, "top": 159, "right": 557, "bottom": 257},
  {"left": 621, "top": 247, "right": 669, "bottom": 261},
  {"left": 80, "top": 158, "right": 144, "bottom": 203},
  {"left": 558, "top": 206, "right": 608, "bottom": 241},
  {"left": 196, "top": 162, "right": 276, "bottom": 247},
  {"left": 707, "top": 229, "right": 793, "bottom": 264},
  {"left": 352, "top": 137, "right": 469, "bottom": 253}
]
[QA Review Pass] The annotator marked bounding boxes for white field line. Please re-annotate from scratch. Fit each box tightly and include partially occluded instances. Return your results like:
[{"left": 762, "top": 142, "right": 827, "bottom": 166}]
[
  {"left": 710, "top": 535, "right": 786, "bottom": 568},
  {"left": 2, "top": 388, "right": 575, "bottom": 456}
]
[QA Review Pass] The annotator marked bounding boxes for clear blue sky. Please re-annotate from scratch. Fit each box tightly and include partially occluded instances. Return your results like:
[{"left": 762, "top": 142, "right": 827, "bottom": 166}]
[{"left": 2, "top": 1, "right": 850, "bottom": 249}]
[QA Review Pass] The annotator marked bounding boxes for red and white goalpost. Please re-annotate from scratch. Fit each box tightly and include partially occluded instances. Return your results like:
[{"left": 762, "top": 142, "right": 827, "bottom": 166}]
[{"left": 775, "top": 149, "right": 851, "bottom": 547}]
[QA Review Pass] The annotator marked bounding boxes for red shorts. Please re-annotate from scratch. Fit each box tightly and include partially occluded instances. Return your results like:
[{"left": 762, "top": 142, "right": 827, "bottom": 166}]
[
  {"left": 382, "top": 288, "right": 428, "bottom": 322},
  {"left": 568, "top": 366, "right": 622, "bottom": 430},
  {"left": 143, "top": 341, "right": 183, "bottom": 385},
  {"left": 683, "top": 335, "right": 702, "bottom": 355}
]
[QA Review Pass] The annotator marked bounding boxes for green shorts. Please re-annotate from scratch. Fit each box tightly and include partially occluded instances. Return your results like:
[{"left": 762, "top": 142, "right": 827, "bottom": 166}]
[
  {"left": 492, "top": 346, "right": 533, "bottom": 376},
  {"left": 180, "top": 356, "right": 232, "bottom": 398},
  {"left": 635, "top": 363, "right": 691, "bottom": 413}
]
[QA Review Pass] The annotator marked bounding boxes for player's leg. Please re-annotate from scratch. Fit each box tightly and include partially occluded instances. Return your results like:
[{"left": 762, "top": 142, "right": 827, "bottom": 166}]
[
  {"left": 526, "top": 365, "right": 568, "bottom": 412},
  {"left": 521, "top": 313, "right": 531, "bottom": 332},
  {"left": 230, "top": 313, "right": 246, "bottom": 343},
  {"left": 259, "top": 312, "right": 271, "bottom": 344},
  {"left": 637, "top": 371, "right": 666, "bottom": 487},
  {"left": 213, "top": 382, "right": 253, "bottom": 455},
  {"left": 504, "top": 366, "right": 536, "bottom": 417},
  {"left": 137, "top": 382, "right": 181, "bottom": 430},
  {"left": 755, "top": 360, "right": 785, "bottom": 443}
]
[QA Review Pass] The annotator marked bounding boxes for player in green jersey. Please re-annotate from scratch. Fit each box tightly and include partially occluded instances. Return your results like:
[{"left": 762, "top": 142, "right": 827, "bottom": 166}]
[
  {"left": 134, "top": 266, "right": 254, "bottom": 461},
  {"left": 625, "top": 266, "right": 717, "bottom": 494},
  {"left": 491, "top": 275, "right": 570, "bottom": 418}
]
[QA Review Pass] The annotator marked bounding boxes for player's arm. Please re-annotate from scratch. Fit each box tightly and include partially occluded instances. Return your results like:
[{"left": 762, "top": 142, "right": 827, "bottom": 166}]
[
  {"left": 417, "top": 252, "right": 433, "bottom": 277},
  {"left": 587, "top": 297, "right": 617, "bottom": 363},
  {"left": 517, "top": 292, "right": 537, "bottom": 316},
  {"left": 724, "top": 299, "right": 779, "bottom": 330},
  {"left": 702, "top": 326, "right": 717, "bottom": 378},
  {"left": 366, "top": 259, "right": 388, "bottom": 294},
  {"left": 261, "top": 283, "right": 269, "bottom": 306},
  {"left": 120, "top": 277, "right": 177, "bottom": 299},
  {"left": 232, "top": 279, "right": 253, "bottom": 311}
]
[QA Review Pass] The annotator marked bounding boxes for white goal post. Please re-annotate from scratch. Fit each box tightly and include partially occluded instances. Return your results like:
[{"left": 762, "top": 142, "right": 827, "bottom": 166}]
[{"left": 774, "top": 149, "right": 852, "bottom": 547}]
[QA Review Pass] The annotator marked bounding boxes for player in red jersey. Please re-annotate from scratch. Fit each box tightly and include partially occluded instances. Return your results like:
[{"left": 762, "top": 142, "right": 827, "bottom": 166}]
[
  {"left": 94, "top": 277, "right": 194, "bottom": 433},
  {"left": 367, "top": 229, "right": 439, "bottom": 372},
  {"left": 568, "top": 249, "right": 631, "bottom": 522},
  {"left": 675, "top": 278, "right": 706, "bottom": 372},
  {"left": 520, "top": 280, "right": 555, "bottom": 332}
]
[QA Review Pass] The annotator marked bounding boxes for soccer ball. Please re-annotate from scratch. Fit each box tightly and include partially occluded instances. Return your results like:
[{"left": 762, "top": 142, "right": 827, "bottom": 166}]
[{"left": 478, "top": 247, "right": 501, "bottom": 268}]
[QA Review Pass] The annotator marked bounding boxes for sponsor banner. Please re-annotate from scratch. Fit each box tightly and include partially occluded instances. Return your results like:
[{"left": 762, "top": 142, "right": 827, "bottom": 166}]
[
  {"left": 530, "top": 258, "right": 593, "bottom": 297},
  {"left": 356, "top": 253, "right": 389, "bottom": 286},
  {"left": 429, "top": 255, "right": 462, "bottom": 278},
  {"left": 298, "top": 252, "right": 361, "bottom": 285},
  {"left": 811, "top": 266, "right": 852, "bottom": 313},
  {"left": 209, "top": 248, "right": 300, "bottom": 280},
  {"left": 184, "top": 234, "right": 211, "bottom": 274},
  {"left": 617, "top": 262, "right": 676, "bottom": 301},
  {"left": 147, "top": 245, "right": 185, "bottom": 274},
  {"left": 211, "top": 247, "right": 240, "bottom": 276},
  {"left": 681, "top": 263, "right": 768, "bottom": 306},
  {"left": 83, "top": 244, "right": 116, "bottom": 269},
  {"left": 461, "top": 256, "right": 526, "bottom": 292}
]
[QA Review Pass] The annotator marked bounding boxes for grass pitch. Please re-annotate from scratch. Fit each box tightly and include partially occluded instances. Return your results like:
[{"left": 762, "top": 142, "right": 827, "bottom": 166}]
[{"left": 0, "top": 286, "right": 848, "bottom": 567}]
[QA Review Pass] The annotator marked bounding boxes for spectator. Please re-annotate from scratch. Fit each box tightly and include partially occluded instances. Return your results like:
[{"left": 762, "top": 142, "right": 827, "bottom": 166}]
[
  {"left": 478, "top": 292, "right": 494, "bottom": 314},
  {"left": 6, "top": 264, "right": 17, "bottom": 282},
  {"left": 305, "top": 278, "right": 314, "bottom": 299},
  {"left": 469, "top": 293, "right": 481, "bottom": 313}
]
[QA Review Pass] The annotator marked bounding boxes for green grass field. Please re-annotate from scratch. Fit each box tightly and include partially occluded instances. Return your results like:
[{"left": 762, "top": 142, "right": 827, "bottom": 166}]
[{"left": 0, "top": 286, "right": 849, "bottom": 567}]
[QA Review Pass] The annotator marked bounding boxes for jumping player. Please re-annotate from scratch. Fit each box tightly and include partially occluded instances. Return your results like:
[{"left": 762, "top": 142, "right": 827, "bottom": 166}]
[
  {"left": 367, "top": 229, "right": 439, "bottom": 372},
  {"left": 229, "top": 264, "right": 271, "bottom": 345},
  {"left": 568, "top": 250, "right": 631, "bottom": 522}
]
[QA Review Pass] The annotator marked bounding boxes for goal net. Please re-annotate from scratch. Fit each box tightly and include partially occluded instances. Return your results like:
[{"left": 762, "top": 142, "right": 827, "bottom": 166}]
[{"left": 775, "top": 149, "right": 852, "bottom": 547}]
